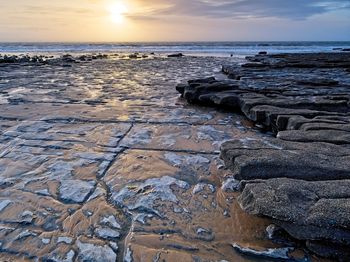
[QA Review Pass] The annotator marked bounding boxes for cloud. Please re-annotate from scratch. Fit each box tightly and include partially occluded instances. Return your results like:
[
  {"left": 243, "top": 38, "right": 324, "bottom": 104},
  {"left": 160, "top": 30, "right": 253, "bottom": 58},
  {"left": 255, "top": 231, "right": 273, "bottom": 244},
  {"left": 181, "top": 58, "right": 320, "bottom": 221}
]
[{"left": 130, "top": 0, "right": 350, "bottom": 20}]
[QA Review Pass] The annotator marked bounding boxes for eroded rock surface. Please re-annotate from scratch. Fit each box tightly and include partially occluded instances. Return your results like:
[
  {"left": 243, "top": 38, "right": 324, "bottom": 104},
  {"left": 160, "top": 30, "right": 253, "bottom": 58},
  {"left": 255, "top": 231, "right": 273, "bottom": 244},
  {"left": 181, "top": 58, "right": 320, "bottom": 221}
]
[
  {"left": 177, "top": 52, "right": 350, "bottom": 260},
  {"left": 239, "top": 178, "right": 350, "bottom": 241},
  {"left": 0, "top": 53, "right": 293, "bottom": 261}
]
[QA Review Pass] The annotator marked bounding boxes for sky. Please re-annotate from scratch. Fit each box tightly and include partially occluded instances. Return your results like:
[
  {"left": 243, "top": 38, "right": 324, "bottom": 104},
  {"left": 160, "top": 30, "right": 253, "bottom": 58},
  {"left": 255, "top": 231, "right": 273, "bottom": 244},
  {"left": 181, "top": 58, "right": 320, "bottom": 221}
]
[{"left": 0, "top": 0, "right": 349, "bottom": 42}]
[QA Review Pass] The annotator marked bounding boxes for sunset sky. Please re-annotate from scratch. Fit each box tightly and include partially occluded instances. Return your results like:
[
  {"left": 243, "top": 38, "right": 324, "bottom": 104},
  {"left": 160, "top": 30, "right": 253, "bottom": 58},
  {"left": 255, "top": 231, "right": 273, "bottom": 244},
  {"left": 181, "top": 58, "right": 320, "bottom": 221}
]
[{"left": 0, "top": 0, "right": 349, "bottom": 42}]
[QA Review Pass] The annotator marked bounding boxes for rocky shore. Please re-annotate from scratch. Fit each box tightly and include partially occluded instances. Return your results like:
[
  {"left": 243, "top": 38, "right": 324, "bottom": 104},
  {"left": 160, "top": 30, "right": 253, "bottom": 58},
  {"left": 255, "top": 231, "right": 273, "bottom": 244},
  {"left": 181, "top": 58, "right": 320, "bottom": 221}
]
[
  {"left": 0, "top": 53, "right": 285, "bottom": 261},
  {"left": 177, "top": 52, "right": 350, "bottom": 261},
  {"left": 0, "top": 53, "right": 110, "bottom": 64},
  {"left": 1, "top": 50, "right": 349, "bottom": 261}
]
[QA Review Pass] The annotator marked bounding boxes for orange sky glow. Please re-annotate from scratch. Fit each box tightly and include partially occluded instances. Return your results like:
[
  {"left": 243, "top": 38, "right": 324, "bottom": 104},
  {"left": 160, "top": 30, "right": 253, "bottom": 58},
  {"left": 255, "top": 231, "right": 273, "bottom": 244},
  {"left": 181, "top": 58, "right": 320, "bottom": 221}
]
[{"left": 0, "top": 0, "right": 349, "bottom": 42}]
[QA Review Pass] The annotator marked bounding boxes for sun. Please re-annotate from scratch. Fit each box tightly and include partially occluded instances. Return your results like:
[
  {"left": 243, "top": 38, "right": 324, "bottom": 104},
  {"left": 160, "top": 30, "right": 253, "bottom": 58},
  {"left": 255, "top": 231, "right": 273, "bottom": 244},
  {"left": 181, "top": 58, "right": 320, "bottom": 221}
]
[{"left": 109, "top": 3, "right": 127, "bottom": 24}]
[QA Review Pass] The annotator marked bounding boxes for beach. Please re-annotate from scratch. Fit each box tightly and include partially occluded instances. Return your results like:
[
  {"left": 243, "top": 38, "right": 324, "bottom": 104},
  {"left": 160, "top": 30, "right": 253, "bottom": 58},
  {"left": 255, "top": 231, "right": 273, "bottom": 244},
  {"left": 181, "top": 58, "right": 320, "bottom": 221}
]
[{"left": 0, "top": 46, "right": 349, "bottom": 261}]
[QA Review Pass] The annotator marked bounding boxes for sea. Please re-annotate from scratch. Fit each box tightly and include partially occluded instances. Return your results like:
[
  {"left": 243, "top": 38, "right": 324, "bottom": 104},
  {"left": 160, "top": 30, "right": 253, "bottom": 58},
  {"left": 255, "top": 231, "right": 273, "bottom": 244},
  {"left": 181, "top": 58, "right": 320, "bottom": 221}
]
[{"left": 0, "top": 41, "right": 349, "bottom": 57}]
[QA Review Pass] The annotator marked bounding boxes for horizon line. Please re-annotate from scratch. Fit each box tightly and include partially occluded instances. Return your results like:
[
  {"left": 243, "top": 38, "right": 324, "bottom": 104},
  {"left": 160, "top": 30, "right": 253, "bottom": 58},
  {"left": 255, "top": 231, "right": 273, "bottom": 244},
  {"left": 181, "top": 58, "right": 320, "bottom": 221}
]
[{"left": 1, "top": 40, "right": 350, "bottom": 44}]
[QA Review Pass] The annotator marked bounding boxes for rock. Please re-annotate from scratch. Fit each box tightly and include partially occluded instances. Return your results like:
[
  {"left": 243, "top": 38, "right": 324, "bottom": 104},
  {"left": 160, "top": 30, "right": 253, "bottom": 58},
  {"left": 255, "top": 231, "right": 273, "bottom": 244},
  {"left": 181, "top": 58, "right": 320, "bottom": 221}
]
[
  {"left": 187, "top": 155, "right": 211, "bottom": 165},
  {"left": 188, "top": 77, "right": 216, "bottom": 84},
  {"left": 196, "top": 227, "right": 215, "bottom": 241},
  {"left": 95, "top": 227, "right": 120, "bottom": 240},
  {"left": 176, "top": 52, "right": 350, "bottom": 259},
  {"left": 35, "top": 189, "right": 50, "bottom": 196},
  {"left": 177, "top": 79, "right": 239, "bottom": 104},
  {"left": 0, "top": 200, "right": 12, "bottom": 212},
  {"left": 57, "top": 236, "right": 73, "bottom": 244},
  {"left": 0, "top": 53, "right": 110, "bottom": 66},
  {"left": 266, "top": 224, "right": 283, "bottom": 240},
  {"left": 175, "top": 83, "right": 188, "bottom": 95},
  {"left": 100, "top": 215, "right": 121, "bottom": 229},
  {"left": 48, "top": 250, "right": 75, "bottom": 262},
  {"left": 296, "top": 78, "right": 339, "bottom": 86},
  {"left": 164, "top": 153, "right": 210, "bottom": 167},
  {"left": 133, "top": 213, "right": 154, "bottom": 225},
  {"left": 193, "top": 183, "right": 205, "bottom": 194},
  {"left": 111, "top": 176, "right": 190, "bottom": 217},
  {"left": 178, "top": 54, "right": 350, "bottom": 130},
  {"left": 109, "top": 242, "right": 119, "bottom": 252},
  {"left": 59, "top": 180, "right": 96, "bottom": 204},
  {"left": 245, "top": 52, "right": 350, "bottom": 68},
  {"left": 258, "top": 51, "right": 267, "bottom": 55},
  {"left": 232, "top": 242, "right": 294, "bottom": 260},
  {"left": 241, "top": 62, "right": 267, "bottom": 68},
  {"left": 0, "top": 50, "right": 281, "bottom": 262},
  {"left": 221, "top": 178, "right": 240, "bottom": 192},
  {"left": 192, "top": 183, "right": 215, "bottom": 195},
  {"left": 167, "top": 243, "right": 199, "bottom": 252},
  {"left": 62, "top": 54, "right": 76, "bottom": 63},
  {"left": 277, "top": 129, "right": 350, "bottom": 144},
  {"left": 119, "top": 127, "right": 152, "bottom": 147},
  {"left": 42, "top": 238, "right": 51, "bottom": 244},
  {"left": 238, "top": 178, "right": 350, "bottom": 247},
  {"left": 87, "top": 185, "right": 106, "bottom": 201},
  {"left": 15, "top": 230, "right": 37, "bottom": 240},
  {"left": 77, "top": 240, "right": 117, "bottom": 262},
  {"left": 173, "top": 206, "right": 183, "bottom": 213},
  {"left": 128, "top": 53, "right": 139, "bottom": 59},
  {"left": 168, "top": 53, "right": 184, "bottom": 58},
  {"left": 221, "top": 138, "right": 350, "bottom": 181},
  {"left": 19, "top": 210, "right": 35, "bottom": 224},
  {"left": 306, "top": 241, "right": 350, "bottom": 260}
]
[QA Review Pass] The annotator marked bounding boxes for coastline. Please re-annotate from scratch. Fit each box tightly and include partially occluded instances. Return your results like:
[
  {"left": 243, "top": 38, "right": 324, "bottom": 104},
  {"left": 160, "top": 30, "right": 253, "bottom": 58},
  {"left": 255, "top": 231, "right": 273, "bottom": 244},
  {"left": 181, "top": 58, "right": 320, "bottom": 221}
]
[
  {"left": 0, "top": 49, "right": 349, "bottom": 261},
  {"left": 1, "top": 41, "right": 350, "bottom": 57}
]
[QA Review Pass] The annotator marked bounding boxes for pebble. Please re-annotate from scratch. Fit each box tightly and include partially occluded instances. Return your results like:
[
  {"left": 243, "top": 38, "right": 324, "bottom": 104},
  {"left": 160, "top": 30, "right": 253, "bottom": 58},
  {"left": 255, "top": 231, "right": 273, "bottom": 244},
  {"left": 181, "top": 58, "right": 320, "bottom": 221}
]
[
  {"left": 221, "top": 178, "right": 240, "bottom": 192},
  {"left": 42, "top": 238, "right": 51, "bottom": 245}
]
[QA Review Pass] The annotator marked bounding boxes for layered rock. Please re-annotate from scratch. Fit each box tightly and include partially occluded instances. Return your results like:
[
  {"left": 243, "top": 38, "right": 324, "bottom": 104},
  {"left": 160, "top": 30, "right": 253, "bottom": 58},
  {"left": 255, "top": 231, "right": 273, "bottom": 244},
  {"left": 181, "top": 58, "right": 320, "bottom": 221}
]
[{"left": 177, "top": 52, "right": 350, "bottom": 260}]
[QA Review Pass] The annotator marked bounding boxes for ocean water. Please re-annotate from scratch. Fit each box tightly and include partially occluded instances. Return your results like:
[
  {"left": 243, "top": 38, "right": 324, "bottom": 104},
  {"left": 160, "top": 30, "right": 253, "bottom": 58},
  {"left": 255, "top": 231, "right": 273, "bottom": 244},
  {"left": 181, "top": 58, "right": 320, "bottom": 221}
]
[{"left": 0, "top": 41, "right": 349, "bottom": 57}]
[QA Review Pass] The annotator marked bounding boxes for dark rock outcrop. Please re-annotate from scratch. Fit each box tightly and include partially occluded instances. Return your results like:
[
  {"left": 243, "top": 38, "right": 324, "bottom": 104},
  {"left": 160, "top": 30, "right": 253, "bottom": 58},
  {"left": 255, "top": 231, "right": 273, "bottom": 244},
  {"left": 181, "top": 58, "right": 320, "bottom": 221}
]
[
  {"left": 0, "top": 53, "right": 110, "bottom": 65},
  {"left": 168, "top": 53, "right": 184, "bottom": 58},
  {"left": 238, "top": 178, "right": 350, "bottom": 243},
  {"left": 220, "top": 138, "right": 350, "bottom": 181},
  {"left": 176, "top": 52, "right": 350, "bottom": 260}
]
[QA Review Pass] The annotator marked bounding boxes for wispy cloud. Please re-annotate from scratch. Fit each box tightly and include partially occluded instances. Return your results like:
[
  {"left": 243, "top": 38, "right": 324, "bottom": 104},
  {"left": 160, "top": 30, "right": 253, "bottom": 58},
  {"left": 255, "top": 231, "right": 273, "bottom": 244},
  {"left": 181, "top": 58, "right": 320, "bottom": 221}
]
[
  {"left": 130, "top": 0, "right": 350, "bottom": 20},
  {"left": 0, "top": 0, "right": 348, "bottom": 41}
]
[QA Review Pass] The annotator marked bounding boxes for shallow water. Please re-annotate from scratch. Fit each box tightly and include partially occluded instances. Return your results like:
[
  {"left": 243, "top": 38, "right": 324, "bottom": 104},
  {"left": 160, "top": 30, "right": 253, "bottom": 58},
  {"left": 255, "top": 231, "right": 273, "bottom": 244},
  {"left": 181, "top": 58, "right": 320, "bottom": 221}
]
[{"left": 1, "top": 41, "right": 349, "bottom": 57}]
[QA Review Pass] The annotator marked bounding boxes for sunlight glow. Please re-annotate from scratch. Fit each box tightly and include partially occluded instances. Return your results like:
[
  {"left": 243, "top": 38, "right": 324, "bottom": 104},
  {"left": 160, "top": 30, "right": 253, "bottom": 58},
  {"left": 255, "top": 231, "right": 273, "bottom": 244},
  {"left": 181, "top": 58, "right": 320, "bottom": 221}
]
[{"left": 109, "top": 2, "right": 127, "bottom": 24}]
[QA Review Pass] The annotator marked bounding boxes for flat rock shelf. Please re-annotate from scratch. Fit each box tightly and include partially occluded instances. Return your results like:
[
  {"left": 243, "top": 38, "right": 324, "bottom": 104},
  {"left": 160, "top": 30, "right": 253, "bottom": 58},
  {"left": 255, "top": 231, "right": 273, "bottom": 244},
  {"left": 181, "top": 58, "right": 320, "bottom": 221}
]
[
  {"left": 177, "top": 52, "right": 350, "bottom": 261},
  {"left": 0, "top": 53, "right": 317, "bottom": 262}
]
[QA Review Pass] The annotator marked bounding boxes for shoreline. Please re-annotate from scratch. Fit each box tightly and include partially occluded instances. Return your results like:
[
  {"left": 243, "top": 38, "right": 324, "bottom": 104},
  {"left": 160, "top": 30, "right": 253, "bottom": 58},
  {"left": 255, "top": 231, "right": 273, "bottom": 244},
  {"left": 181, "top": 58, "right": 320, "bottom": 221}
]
[
  {"left": 0, "top": 51, "right": 349, "bottom": 261},
  {"left": 1, "top": 41, "right": 349, "bottom": 58}
]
